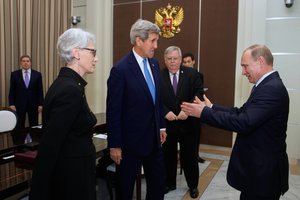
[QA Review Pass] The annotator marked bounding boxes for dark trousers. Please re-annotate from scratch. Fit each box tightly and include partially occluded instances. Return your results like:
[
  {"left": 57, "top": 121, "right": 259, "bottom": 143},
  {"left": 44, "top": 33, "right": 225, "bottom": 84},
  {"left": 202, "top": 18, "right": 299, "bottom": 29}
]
[
  {"left": 30, "top": 153, "right": 96, "bottom": 200},
  {"left": 16, "top": 108, "right": 38, "bottom": 129},
  {"left": 115, "top": 148, "right": 166, "bottom": 200},
  {"left": 163, "top": 128, "right": 199, "bottom": 189},
  {"left": 194, "top": 119, "right": 201, "bottom": 157},
  {"left": 240, "top": 192, "right": 280, "bottom": 200}
]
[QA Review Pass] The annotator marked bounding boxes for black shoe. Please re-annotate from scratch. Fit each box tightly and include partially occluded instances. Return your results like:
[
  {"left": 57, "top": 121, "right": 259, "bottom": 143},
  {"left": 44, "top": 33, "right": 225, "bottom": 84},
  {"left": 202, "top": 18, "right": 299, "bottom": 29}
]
[
  {"left": 189, "top": 188, "right": 199, "bottom": 198},
  {"left": 197, "top": 156, "right": 205, "bottom": 163},
  {"left": 164, "top": 186, "right": 176, "bottom": 194}
]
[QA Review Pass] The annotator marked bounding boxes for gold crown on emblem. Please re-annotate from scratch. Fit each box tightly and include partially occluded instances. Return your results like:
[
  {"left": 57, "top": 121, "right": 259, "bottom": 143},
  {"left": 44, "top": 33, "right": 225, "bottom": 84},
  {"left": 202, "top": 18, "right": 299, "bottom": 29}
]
[{"left": 155, "top": 3, "right": 184, "bottom": 38}]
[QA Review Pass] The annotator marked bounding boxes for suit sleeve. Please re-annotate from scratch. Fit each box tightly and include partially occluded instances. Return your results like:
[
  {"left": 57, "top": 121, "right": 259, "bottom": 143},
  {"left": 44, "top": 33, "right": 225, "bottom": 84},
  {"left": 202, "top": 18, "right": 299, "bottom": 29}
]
[
  {"left": 106, "top": 66, "right": 124, "bottom": 148},
  {"left": 192, "top": 71, "right": 204, "bottom": 101},
  {"left": 157, "top": 67, "right": 166, "bottom": 129},
  {"left": 37, "top": 72, "right": 44, "bottom": 106},
  {"left": 201, "top": 86, "right": 282, "bottom": 134}
]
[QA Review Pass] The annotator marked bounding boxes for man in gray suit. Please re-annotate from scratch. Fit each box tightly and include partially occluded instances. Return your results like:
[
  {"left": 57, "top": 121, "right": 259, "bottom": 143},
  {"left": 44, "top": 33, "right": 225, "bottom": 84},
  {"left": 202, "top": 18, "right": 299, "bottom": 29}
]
[{"left": 181, "top": 44, "right": 289, "bottom": 200}]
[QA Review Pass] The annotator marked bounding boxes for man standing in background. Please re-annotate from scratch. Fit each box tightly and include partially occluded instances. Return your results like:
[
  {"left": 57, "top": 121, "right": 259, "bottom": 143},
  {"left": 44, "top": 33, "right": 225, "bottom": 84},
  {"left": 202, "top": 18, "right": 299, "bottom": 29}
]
[
  {"left": 9, "top": 55, "right": 44, "bottom": 129},
  {"left": 161, "top": 46, "right": 203, "bottom": 198},
  {"left": 182, "top": 52, "right": 205, "bottom": 163}
]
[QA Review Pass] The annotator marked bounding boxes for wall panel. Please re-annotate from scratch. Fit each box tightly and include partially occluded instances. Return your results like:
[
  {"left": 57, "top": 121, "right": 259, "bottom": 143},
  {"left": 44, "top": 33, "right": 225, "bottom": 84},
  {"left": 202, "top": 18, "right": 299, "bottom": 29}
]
[{"left": 113, "top": 0, "right": 238, "bottom": 147}]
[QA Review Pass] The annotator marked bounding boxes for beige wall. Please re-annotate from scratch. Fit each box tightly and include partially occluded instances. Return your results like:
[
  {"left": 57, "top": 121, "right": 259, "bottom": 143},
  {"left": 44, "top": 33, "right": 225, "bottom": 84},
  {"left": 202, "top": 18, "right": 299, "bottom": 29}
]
[
  {"left": 72, "top": 0, "right": 113, "bottom": 113},
  {"left": 236, "top": 0, "right": 300, "bottom": 162}
]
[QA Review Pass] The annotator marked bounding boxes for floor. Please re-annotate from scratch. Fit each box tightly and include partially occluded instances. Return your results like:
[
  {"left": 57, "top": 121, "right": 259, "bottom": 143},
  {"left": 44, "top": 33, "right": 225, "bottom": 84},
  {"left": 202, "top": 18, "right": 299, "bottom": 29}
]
[
  {"left": 133, "top": 144, "right": 300, "bottom": 200},
  {"left": 9, "top": 144, "right": 300, "bottom": 200}
]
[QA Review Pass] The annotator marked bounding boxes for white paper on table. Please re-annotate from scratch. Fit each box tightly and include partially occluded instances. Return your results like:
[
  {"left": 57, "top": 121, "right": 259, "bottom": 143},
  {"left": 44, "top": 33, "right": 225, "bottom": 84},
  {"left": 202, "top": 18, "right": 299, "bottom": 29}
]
[
  {"left": 93, "top": 133, "right": 107, "bottom": 139},
  {"left": 31, "top": 125, "right": 42, "bottom": 129}
]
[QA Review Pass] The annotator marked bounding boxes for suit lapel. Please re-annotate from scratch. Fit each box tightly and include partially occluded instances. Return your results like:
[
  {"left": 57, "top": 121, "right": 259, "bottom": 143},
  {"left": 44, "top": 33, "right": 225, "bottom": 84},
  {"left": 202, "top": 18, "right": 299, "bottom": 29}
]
[
  {"left": 128, "top": 52, "right": 155, "bottom": 104},
  {"left": 247, "top": 71, "right": 279, "bottom": 102},
  {"left": 28, "top": 70, "right": 33, "bottom": 88},
  {"left": 162, "top": 68, "right": 175, "bottom": 97},
  {"left": 177, "top": 67, "right": 185, "bottom": 96},
  {"left": 17, "top": 70, "right": 27, "bottom": 88},
  {"left": 148, "top": 59, "right": 160, "bottom": 101}
]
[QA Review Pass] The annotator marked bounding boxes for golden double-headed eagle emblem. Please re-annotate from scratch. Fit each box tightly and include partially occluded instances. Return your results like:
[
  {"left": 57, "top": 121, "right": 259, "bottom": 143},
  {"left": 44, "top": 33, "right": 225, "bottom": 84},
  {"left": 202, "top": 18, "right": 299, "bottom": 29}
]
[{"left": 155, "top": 3, "right": 184, "bottom": 38}]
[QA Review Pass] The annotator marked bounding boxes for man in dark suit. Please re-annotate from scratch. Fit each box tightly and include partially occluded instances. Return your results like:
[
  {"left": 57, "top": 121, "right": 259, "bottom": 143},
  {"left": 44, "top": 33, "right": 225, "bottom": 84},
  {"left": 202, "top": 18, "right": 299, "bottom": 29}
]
[
  {"left": 161, "top": 46, "right": 203, "bottom": 198},
  {"left": 181, "top": 44, "right": 289, "bottom": 200},
  {"left": 106, "top": 19, "right": 167, "bottom": 200},
  {"left": 9, "top": 55, "right": 44, "bottom": 129},
  {"left": 182, "top": 52, "right": 206, "bottom": 163}
]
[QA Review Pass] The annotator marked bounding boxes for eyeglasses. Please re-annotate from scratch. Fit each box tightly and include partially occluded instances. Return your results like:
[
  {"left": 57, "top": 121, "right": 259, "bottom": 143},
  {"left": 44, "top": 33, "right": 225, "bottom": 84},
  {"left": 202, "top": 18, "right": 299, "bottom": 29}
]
[{"left": 81, "top": 48, "right": 97, "bottom": 57}]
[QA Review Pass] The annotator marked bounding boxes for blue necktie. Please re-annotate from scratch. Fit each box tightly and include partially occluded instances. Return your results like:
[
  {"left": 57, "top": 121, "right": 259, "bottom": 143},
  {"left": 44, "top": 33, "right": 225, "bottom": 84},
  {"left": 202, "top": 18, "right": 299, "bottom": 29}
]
[{"left": 143, "top": 59, "right": 155, "bottom": 104}]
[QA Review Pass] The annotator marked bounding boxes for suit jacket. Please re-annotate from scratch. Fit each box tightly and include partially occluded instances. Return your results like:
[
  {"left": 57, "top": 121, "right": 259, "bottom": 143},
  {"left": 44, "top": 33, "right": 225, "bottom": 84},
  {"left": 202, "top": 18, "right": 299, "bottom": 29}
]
[
  {"left": 9, "top": 69, "right": 44, "bottom": 111},
  {"left": 106, "top": 51, "right": 165, "bottom": 156},
  {"left": 161, "top": 66, "right": 203, "bottom": 132},
  {"left": 200, "top": 71, "right": 289, "bottom": 196},
  {"left": 29, "top": 67, "right": 97, "bottom": 200}
]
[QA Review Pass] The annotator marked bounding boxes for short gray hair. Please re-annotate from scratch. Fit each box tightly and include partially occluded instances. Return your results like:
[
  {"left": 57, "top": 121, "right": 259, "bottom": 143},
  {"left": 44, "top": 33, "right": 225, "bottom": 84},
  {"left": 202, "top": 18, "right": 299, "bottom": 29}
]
[
  {"left": 164, "top": 46, "right": 182, "bottom": 57},
  {"left": 57, "top": 28, "right": 96, "bottom": 63},
  {"left": 130, "top": 19, "right": 160, "bottom": 45},
  {"left": 244, "top": 44, "right": 273, "bottom": 66}
]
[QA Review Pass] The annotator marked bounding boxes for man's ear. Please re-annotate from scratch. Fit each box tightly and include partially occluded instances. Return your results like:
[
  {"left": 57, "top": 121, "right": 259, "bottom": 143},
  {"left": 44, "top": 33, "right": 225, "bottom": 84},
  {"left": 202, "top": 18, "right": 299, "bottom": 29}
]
[
  {"left": 136, "top": 37, "right": 143, "bottom": 47},
  {"left": 257, "top": 56, "right": 266, "bottom": 65}
]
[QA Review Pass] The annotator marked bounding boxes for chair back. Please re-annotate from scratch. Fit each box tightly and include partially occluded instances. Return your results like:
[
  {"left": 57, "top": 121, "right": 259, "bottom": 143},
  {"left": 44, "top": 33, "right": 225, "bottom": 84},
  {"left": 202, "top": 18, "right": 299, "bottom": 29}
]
[{"left": 0, "top": 108, "right": 17, "bottom": 132}]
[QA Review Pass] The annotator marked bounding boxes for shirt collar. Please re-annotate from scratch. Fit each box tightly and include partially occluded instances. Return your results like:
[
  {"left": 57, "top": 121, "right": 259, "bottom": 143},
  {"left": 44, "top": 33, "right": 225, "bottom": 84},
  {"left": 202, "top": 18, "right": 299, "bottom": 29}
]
[
  {"left": 132, "top": 48, "right": 145, "bottom": 66},
  {"left": 22, "top": 68, "right": 31, "bottom": 73},
  {"left": 169, "top": 70, "right": 179, "bottom": 76},
  {"left": 255, "top": 70, "right": 276, "bottom": 87}
]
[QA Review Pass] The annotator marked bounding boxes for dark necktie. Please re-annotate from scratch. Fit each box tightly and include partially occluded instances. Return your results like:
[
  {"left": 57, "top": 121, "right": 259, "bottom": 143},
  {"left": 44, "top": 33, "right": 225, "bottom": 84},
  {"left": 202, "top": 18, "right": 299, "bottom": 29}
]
[
  {"left": 24, "top": 70, "right": 29, "bottom": 88},
  {"left": 251, "top": 85, "right": 256, "bottom": 94},
  {"left": 143, "top": 59, "right": 155, "bottom": 104},
  {"left": 173, "top": 73, "right": 177, "bottom": 95}
]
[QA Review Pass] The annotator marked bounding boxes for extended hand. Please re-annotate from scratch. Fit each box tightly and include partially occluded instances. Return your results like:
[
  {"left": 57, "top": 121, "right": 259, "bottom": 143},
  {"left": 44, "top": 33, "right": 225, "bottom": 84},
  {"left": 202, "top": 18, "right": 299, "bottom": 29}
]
[
  {"left": 202, "top": 95, "right": 212, "bottom": 107},
  {"left": 181, "top": 98, "right": 206, "bottom": 118}
]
